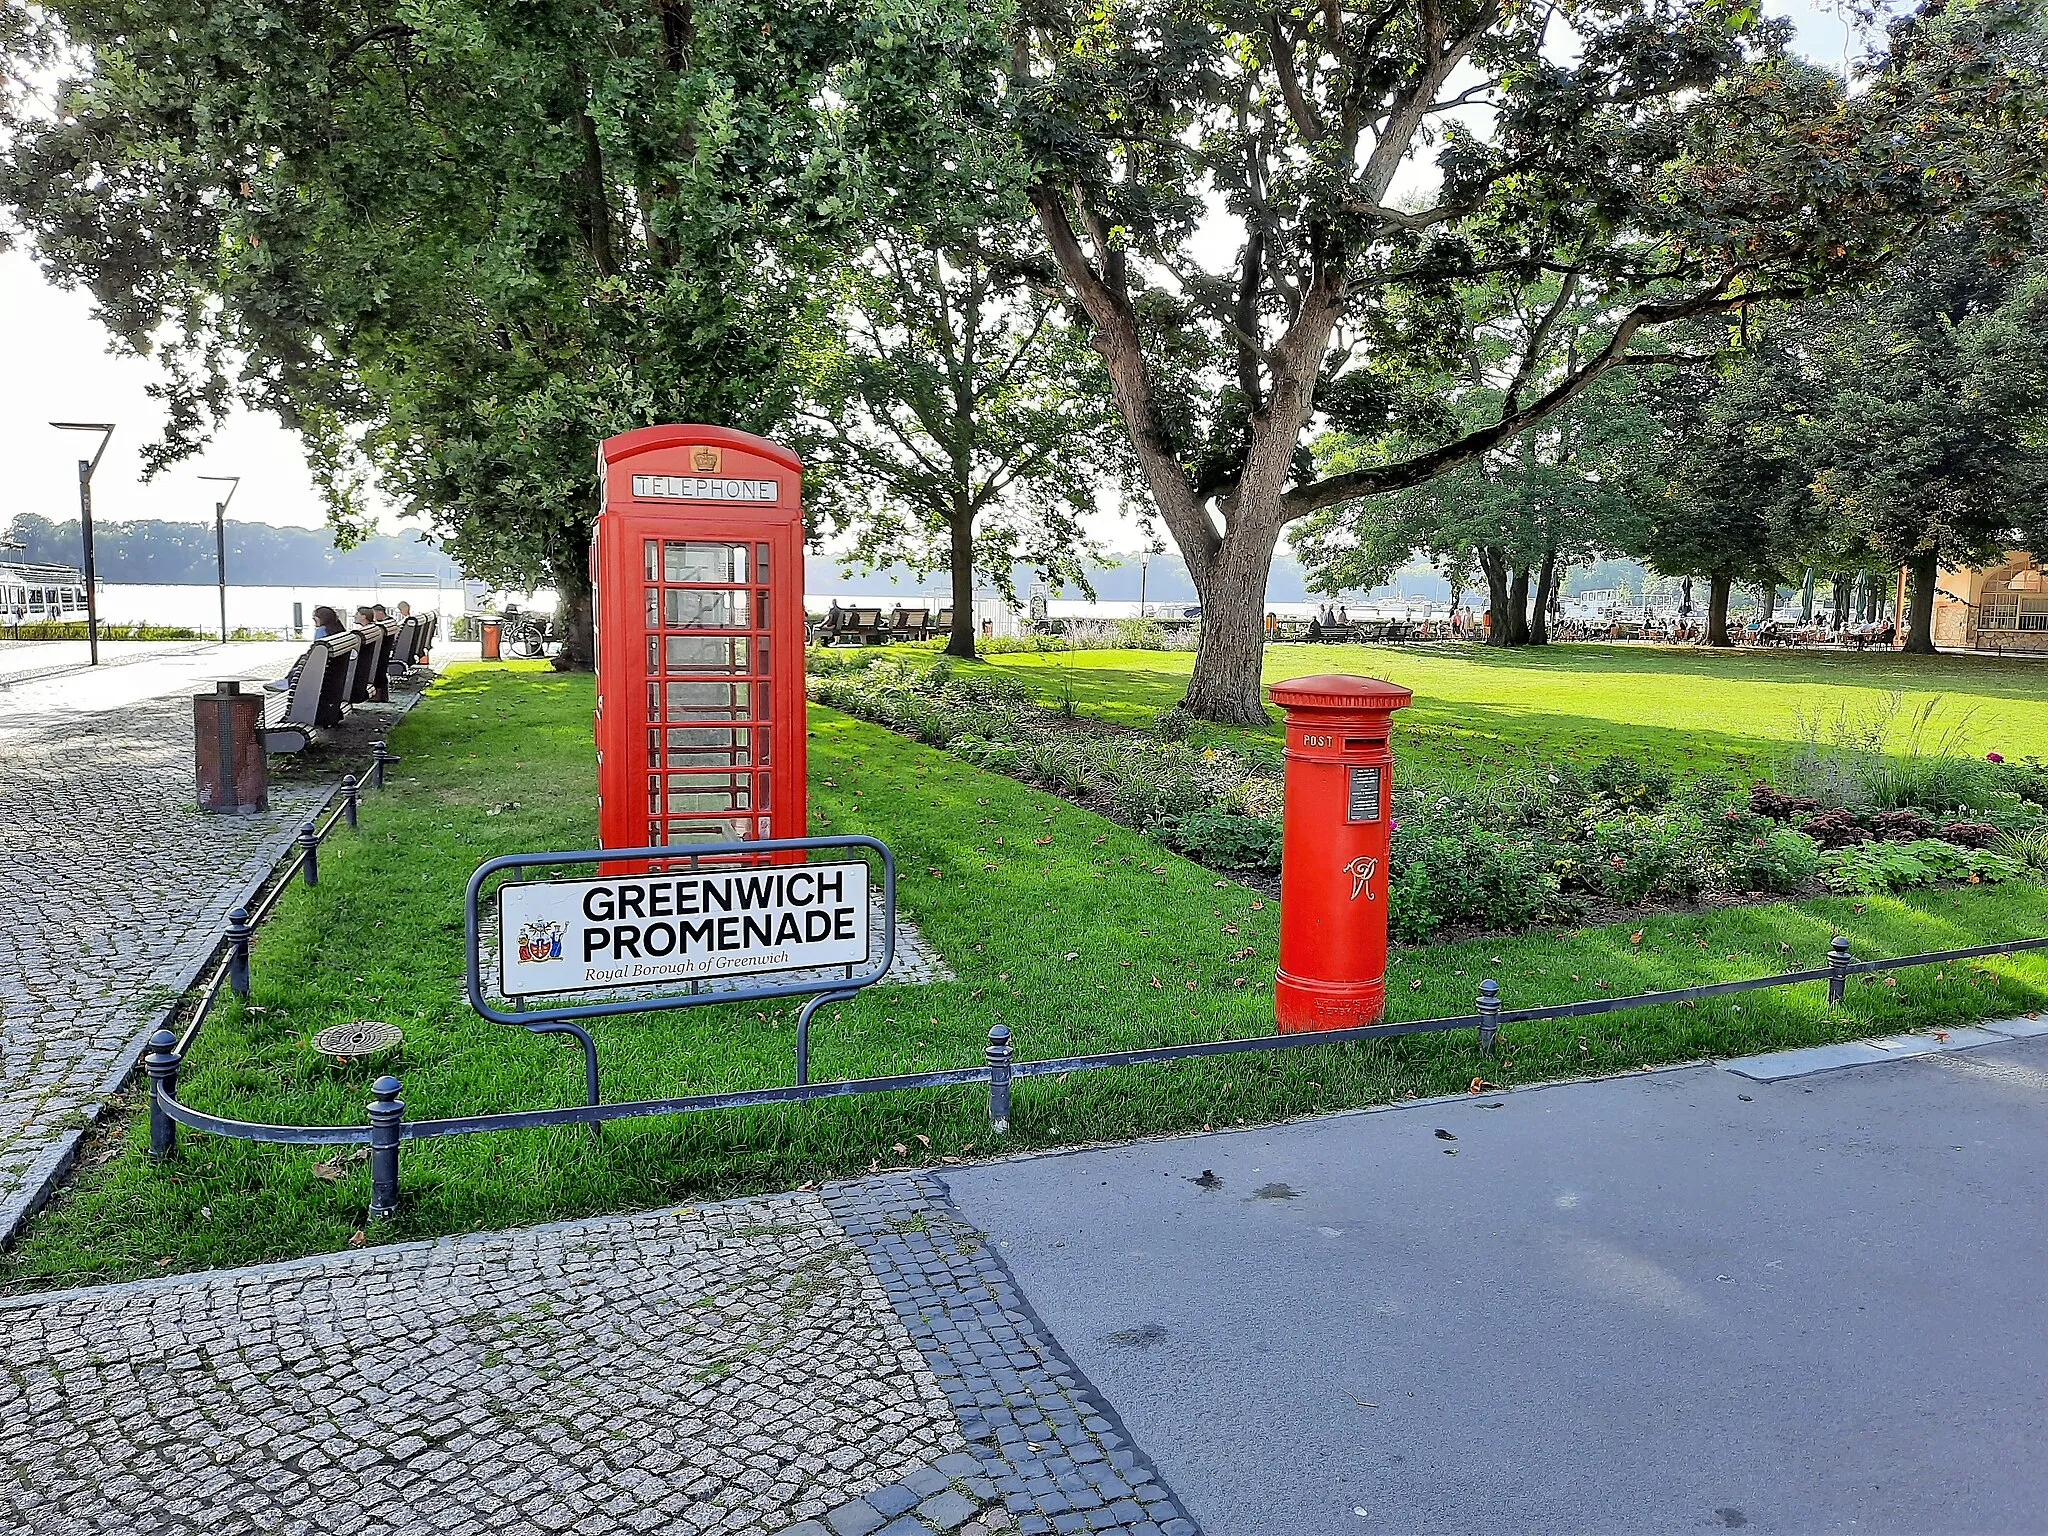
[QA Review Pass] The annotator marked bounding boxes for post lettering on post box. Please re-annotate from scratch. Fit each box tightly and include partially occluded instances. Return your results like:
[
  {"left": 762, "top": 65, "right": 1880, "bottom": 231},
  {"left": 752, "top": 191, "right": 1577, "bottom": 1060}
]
[{"left": 498, "top": 860, "right": 869, "bottom": 998}]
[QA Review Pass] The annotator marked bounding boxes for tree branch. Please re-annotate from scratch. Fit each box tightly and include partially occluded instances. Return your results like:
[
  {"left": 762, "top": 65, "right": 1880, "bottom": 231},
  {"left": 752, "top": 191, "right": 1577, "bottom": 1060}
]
[{"left": 1280, "top": 281, "right": 1795, "bottom": 518}]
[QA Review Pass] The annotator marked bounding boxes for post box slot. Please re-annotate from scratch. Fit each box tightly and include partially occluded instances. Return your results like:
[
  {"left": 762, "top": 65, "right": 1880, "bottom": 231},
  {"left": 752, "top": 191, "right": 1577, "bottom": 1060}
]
[{"left": 1344, "top": 736, "right": 1382, "bottom": 751}]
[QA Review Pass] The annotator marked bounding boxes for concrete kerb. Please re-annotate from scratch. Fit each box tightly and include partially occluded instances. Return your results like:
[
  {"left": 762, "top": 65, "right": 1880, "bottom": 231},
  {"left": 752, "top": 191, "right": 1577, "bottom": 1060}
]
[{"left": 0, "top": 691, "right": 429, "bottom": 1250}]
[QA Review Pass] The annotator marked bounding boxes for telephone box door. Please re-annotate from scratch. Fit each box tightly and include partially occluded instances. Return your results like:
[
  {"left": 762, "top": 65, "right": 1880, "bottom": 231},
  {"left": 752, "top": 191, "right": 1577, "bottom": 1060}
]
[{"left": 593, "top": 426, "right": 806, "bottom": 854}]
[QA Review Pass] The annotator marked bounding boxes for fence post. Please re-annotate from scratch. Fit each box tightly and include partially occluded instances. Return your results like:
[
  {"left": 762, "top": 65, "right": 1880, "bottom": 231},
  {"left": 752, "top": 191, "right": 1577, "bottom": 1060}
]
[
  {"left": 985, "top": 1024, "right": 1013, "bottom": 1134},
  {"left": 226, "top": 906, "right": 253, "bottom": 1000},
  {"left": 341, "top": 773, "right": 359, "bottom": 829},
  {"left": 1476, "top": 979, "right": 1502, "bottom": 1056},
  {"left": 370, "top": 738, "right": 398, "bottom": 790},
  {"left": 299, "top": 822, "right": 320, "bottom": 886},
  {"left": 1827, "top": 935, "right": 1851, "bottom": 1006},
  {"left": 144, "top": 1030, "right": 182, "bottom": 1161},
  {"left": 367, "top": 1076, "right": 404, "bottom": 1220}
]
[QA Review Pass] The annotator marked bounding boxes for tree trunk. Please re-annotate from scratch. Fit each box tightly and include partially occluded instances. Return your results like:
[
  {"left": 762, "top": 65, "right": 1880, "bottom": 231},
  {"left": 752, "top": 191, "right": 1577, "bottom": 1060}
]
[
  {"left": 1478, "top": 546, "right": 1512, "bottom": 646},
  {"left": 1705, "top": 572, "right": 1734, "bottom": 647},
  {"left": 1530, "top": 543, "right": 1559, "bottom": 645},
  {"left": 549, "top": 520, "right": 596, "bottom": 671},
  {"left": 1830, "top": 572, "right": 1852, "bottom": 629},
  {"left": 945, "top": 513, "right": 977, "bottom": 659},
  {"left": 1902, "top": 548, "right": 1939, "bottom": 654},
  {"left": 1501, "top": 564, "right": 1532, "bottom": 645},
  {"left": 1180, "top": 528, "right": 1278, "bottom": 724}
]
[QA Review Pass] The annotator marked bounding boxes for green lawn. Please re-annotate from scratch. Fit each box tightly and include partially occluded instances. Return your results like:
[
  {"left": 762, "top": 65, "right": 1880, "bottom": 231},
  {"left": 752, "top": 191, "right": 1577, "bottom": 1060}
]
[
  {"left": 987, "top": 642, "right": 2048, "bottom": 783},
  {"left": 7, "top": 659, "right": 2045, "bottom": 1292}
]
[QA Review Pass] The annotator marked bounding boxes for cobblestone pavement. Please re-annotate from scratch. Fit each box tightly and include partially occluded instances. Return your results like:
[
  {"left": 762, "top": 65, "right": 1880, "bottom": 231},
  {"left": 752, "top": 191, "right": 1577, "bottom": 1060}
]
[
  {"left": 0, "top": 644, "right": 347, "bottom": 1243},
  {"left": 0, "top": 1179, "right": 1197, "bottom": 1536},
  {"left": 0, "top": 1194, "right": 965, "bottom": 1536}
]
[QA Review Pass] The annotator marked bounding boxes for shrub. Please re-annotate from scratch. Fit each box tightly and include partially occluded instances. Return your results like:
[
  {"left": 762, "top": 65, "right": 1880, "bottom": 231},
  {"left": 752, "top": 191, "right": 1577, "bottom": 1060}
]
[
  {"left": 1799, "top": 809, "right": 1872, "bottom": 849},
  {"left": 1937, "top": 820, "right": 2002, "bottom": 850},
  {"left": 1165, "top": 808, "right": 1283, "bottom": 870},
  {"left": 1998, "top": 825, "right": 2048, "bottom": 875},
  {"left": 1870, "top": 807, "right": 1936, "bottom": 842},
  {"left": 1821, "top": 839, "right": 2022, "bottom": 894},
  {"left": 1586, "top": 755, "right": 1673, "bottom": 812}
]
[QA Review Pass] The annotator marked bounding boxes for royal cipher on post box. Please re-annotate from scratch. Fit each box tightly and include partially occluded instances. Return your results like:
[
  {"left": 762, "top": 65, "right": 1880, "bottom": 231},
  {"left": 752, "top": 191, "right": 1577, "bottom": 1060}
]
[
  {"left": 1269, "top": 674, "right": 1413, "bottom": 1032},
  {"left": 592, "top": 425, "right": 807, "bottom": 855}
]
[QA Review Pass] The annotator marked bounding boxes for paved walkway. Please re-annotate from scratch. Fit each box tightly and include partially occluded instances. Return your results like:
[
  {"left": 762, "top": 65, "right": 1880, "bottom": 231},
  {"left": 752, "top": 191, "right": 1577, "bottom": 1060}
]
[
  {"left": 2, "top": 1180, "right": 1197, "bottom": 1536},
  {"left": 944, "top": 1030, "right": 2048, "bottom": 1535},
  {"left": 0, "top": 642, "right": 335, "bottom": 1242}
]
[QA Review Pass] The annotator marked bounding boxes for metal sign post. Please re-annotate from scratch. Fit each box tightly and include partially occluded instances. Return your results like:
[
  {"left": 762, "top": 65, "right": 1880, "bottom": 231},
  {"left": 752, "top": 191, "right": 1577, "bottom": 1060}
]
[{"left": 466, "top": 834, "right": 896, "bottom": 1093}]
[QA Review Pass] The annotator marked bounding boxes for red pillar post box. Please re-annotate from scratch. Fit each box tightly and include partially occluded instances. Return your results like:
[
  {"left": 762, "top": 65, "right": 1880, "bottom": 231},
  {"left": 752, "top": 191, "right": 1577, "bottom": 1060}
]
[
  {"left": 592, "top": 425, "right": 807, "bottom": 856},
  {"left": 1269, "top": 674, "right": 1412, "bottom": 1032}
]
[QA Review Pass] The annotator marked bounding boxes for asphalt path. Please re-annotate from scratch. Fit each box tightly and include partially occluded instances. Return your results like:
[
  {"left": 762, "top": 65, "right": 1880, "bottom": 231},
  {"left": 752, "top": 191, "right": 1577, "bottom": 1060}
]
[{"left": 945, "top": 1037, "right": 2048, "bottom": 1535}]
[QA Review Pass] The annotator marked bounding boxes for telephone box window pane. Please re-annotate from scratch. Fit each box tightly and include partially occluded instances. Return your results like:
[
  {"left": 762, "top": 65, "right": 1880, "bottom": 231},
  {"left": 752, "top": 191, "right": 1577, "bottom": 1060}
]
[
  {"left": 645, "top": 587, "right": 660, "bottom": 627},
  {"left": 646, "top": 681, "right": 660, "bottom": 722},
  {"left": 666, "top": 725, "right": 751, "bottom": 763},
  {"left": 757, "top": 638, "right": 771, "bottom": 674},
  {"left": 664, "top": 635, "right": 749, "bottom": 673},
  {"left": 666, "top": 782, "right": 751, "bottom": 813},
  {"left": 646, "top": 635, "right": 660, "bottom": 672},
  {"left": 662, "top": 587, "right": 750, "bottom": 629},
  {"left": 647, "top": 727, "right": 661, "bottom": 765},
  {"left": 756, "top": 589, "right": 771, "bottom": 628},
  {"left": 755, "top": 684, "right": 771, "bottom": 719},
  {"left": 647, "top": 775, "right": 663, "bottom": 814},
  {"left": 664, "top": 681, "right": 749, "bottom": 718},
  {"left": 663, "top": 541, "right": 750, "bottom": 583},
  {"left": 643, "top": 540, "right": 659, "bottom": 581}
]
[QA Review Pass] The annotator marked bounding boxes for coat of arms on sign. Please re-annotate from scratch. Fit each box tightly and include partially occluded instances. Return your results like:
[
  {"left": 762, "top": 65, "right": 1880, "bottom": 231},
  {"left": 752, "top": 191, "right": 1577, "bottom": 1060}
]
[
  {"left": 691, "top": 446, "right": 721, "bottom": 473},
  {"left": 518, "top": 920, "right": 565, "bottom": 963}
]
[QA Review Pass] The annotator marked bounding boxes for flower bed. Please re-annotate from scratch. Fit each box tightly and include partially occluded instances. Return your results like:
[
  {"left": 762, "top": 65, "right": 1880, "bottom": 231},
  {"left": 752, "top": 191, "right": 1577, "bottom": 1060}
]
[{"left": 808, "top": 652, "right": 2048, "bottom": 941}]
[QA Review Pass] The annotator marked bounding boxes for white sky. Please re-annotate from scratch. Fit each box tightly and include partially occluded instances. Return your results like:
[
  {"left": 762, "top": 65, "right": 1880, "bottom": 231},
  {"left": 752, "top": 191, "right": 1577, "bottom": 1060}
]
[{"left": 0, "top": 1, "right": 1853, "bottom": 549}]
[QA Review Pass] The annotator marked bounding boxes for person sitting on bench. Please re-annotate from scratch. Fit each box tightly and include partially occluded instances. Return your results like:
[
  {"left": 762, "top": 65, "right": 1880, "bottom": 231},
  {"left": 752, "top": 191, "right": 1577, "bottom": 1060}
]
[{"left": 267, "top": 605, "right": 344, "bottom": 692}]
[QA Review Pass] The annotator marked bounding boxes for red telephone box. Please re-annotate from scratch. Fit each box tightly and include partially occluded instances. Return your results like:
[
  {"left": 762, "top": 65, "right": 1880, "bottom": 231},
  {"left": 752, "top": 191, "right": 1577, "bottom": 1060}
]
[
  {"left": 1269, "top": 674, "right": 1412, "bottom": 1032},
  {"left": 593, "top": 425, "right": 807, "bottom": 854}
]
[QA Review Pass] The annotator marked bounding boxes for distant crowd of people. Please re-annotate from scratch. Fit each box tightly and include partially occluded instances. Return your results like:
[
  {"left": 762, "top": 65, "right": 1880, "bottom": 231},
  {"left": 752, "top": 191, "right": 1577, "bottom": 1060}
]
[{"left": 267, "top": 600, "right": 427, "bottom": 696}]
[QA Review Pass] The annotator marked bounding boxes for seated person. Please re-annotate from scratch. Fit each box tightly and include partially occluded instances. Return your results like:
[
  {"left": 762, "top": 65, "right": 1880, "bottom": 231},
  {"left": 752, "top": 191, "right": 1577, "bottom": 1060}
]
[{"left": 267, "top": 605, "right": 344, "bottom": 692}]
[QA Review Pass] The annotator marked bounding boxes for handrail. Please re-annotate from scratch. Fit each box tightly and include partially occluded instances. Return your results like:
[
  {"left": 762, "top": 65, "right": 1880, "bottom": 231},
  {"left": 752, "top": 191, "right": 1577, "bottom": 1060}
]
[{"left": 141, "top": 929, "right": 2048, "bottom": 1220}]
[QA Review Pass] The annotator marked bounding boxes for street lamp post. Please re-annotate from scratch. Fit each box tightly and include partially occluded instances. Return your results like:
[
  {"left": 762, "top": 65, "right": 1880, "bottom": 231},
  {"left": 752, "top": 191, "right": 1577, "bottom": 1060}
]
[
  {"left": 51, "top": 422, "right": 115, "bottom": 666},
  {"left": 199, "top": 475, "right": 241, "bottom": 643}
]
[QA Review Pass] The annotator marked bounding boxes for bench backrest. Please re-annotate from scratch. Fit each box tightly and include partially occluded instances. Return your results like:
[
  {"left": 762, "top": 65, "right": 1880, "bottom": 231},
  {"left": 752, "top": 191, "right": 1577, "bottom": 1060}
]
[
  {"left": 275, "top": 637, "right": 336, "bottom": 728},
  {"left": 388, "top": 615, "right": 421, "bottom": 669},
  {"left": 376, "top": 617, "right": 406, "bottom": 684},
  {"left": 314, "top": 630, "right": 363, "bottom": 726},
  {"left": 348, "top": 624, "right": 390, "bottom": 703}
]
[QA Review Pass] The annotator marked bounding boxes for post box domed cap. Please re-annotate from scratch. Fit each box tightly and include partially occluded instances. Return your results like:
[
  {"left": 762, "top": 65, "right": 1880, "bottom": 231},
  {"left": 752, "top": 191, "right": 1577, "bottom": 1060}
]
[{"left": 1266, "top": 674, "right": 1413, "bottom": 711}]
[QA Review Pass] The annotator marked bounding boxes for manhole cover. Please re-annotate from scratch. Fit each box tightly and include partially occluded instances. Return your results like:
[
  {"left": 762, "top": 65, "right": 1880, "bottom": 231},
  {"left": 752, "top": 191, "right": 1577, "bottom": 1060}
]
[{"left": 313, "top": 1020, "right": 402, "bottom": 1058}]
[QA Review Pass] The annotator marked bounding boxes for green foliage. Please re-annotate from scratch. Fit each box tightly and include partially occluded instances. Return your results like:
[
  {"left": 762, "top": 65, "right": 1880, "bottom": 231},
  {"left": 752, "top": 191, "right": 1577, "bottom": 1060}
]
[
  {"left": 1822, "top": 839, "right": 2024, "bottom": 894},
  {"left": 795, "top": 241, "right": 1133, "bottom": 652}
]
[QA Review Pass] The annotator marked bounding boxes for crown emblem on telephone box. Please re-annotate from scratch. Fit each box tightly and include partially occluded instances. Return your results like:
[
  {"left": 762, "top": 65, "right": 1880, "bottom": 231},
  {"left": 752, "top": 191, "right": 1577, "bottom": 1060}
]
[{"left": 691, "top": 446, "right": 721, "bottom": 473}]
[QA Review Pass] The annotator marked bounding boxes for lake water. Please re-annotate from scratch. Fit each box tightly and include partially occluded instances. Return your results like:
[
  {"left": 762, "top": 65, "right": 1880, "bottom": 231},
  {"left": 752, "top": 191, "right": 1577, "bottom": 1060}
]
[{"left": 89, "top": 581, "right": 476, "bottom": 636}]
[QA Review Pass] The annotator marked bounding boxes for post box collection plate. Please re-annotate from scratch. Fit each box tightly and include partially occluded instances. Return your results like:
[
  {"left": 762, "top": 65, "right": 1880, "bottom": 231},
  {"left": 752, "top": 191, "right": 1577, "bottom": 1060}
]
[{"left": 1346, "top": 765, "right": 1382, "bottom": 822}]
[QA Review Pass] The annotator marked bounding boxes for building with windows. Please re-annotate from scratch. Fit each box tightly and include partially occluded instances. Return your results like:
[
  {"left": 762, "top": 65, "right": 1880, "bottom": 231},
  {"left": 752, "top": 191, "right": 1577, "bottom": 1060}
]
[{"left": 1927, "top": 550, "right": 2048, "bottom": 654}]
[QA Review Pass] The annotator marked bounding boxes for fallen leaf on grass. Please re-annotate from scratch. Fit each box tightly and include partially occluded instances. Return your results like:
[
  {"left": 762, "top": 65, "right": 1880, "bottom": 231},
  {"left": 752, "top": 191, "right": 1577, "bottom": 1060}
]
[
  {"left": 347, "top": 1230, "right": 365, "bottom": 1248},
  {"left": 1469, "top": 1078, "right": 1500, "bottom": 1093},
  {"left": 892, "top": 1143, "right": 909, "bottom": 1157},
  {"left": 915, "top": 1134, "right": 931, "bottom": 1148},
  {"left": 311, "top": 1154, "right": 350, "bottom": 1182}
]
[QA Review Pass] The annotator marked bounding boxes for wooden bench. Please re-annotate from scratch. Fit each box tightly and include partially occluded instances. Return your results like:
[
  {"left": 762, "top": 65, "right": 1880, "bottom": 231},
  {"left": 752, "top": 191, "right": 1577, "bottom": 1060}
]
[
  {"left": 886, "top": 606, "right": 932, "bottom": 642},
  {"left": 347, "top": 623, "right": 393, "bottom": 705},
  {"left": 264, "top": 631, "right": 361, "bottom": 753}
]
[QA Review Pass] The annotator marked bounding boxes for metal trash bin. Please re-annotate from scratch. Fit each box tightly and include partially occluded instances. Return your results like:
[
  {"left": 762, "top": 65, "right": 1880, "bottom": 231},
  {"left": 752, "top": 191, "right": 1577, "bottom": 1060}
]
[{"left": 195, "top": 680, "right": 268, "bottom": 815}]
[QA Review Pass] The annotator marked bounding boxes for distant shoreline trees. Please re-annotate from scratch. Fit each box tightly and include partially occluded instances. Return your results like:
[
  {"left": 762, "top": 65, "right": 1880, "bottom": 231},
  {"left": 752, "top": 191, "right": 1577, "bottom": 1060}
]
[{"left": 3, "top": 514, "right": 464, "bottom": 588}]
